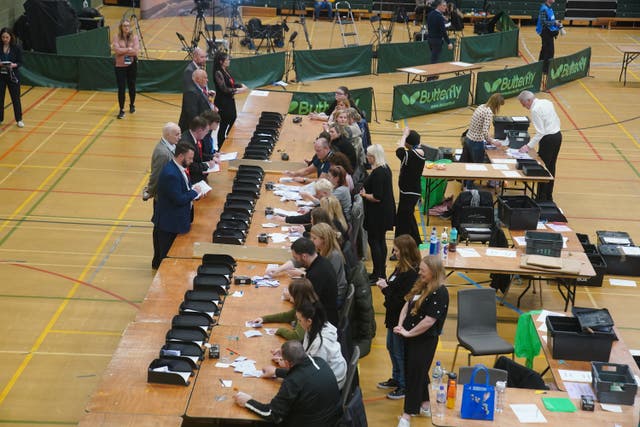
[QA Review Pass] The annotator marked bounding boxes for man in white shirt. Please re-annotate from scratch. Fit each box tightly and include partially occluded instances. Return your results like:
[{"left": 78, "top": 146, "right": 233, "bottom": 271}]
[{"left": 517, "top": 90, "right": 562, "bottom": 201}]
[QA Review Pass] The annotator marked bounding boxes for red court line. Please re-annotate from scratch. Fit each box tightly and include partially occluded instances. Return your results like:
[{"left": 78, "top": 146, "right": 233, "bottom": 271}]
[
  {"left": 0, "top": 187, "right": 139, "bottom": 198},
  {"left": 14, "top": 149, "right": 148, "bottom": 160},
  {"left": 0, "top": 89, "right": 77, "bottom": 162},
  {"left": 9, "top": 263, "right": 140, "bottom": 309}
]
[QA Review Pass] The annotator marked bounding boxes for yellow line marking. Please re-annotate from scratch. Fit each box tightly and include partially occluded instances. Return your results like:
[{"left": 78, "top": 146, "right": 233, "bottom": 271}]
[
  {"left": 578, "top": 79, "right": 640, "bottom": 149},
  {"left": 49, "top": 329, "right": 122, "bottom": 336},
  {"left": 75, "top": 92, "right": 98, "bottom": 113},
  {"left": 0, "top": 122, "right": 65, "bottom": 186}
]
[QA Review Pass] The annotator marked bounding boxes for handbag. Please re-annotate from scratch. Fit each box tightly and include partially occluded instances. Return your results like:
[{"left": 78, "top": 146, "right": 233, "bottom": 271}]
[{"left": 460, "top": 364, "right": 495, "bottom": 421}]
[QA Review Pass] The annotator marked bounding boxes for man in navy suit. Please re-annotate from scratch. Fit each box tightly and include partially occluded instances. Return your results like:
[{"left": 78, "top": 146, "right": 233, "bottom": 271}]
[{"left": 151, "top": 142, "right": 204, "bottom": 269}]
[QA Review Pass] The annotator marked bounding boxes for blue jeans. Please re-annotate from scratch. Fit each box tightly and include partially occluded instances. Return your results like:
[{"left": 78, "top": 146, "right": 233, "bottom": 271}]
[
  {"left": 463, "top": 136, "right": 486, "bottom": 188},
  {"left": 314, "top": 1, "right": 333, "bottom": 19},
  {"left": 386, "top": 328, "right": 406, "bottom": 388}
]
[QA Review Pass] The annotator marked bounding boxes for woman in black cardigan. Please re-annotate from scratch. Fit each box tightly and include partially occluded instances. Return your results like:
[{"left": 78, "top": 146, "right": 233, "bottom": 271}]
[
  {"left": 360, "top": 144, "right": 395, "bottom": 281},
  {"left": 213, "top": 51, "right": 247, "bottom": 148},
  {"left": 0, "top": 28, "right": 24, "bottom": 127}
]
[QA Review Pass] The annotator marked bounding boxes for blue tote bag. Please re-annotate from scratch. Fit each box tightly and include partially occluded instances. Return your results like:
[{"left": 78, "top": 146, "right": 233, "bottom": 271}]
[{"left": 460, "top": 365, "right": 496, "bottom": 420}]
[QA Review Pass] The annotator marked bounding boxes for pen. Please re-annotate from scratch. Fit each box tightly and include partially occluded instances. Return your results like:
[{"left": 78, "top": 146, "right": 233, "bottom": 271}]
[
  {"left": 219, "top": 378, "right": 225, "bottom": 387},
  {"left": 226, "top": 347, "right": 240, "bottom": 355}
]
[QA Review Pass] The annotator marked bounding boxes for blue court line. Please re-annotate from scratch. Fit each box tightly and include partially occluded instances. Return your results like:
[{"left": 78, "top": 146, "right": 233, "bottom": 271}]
[{"left": 455, "top": 272, "right": 523, "bottom": 315}]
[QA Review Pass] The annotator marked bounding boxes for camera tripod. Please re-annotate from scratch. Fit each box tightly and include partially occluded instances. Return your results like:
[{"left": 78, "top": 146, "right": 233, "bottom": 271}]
[
  {"left": 122, "top": 1, "right": 148, "bottom": 58},
  {"left": 282, "top": 0, "right": 312, "bottom": 50},
  {"left": 190, "top": 1, "right": 218, "bottom": 57}
]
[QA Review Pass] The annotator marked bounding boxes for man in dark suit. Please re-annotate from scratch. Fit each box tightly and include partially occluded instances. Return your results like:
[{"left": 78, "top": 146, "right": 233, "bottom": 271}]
[
  {"left": 143, "top": 122, "right": 181, "bottom": 201},
  {"left": 178, "top": 69, "right": 214, "bottom": 132},
  {"left": 180, "top": 115, "right": 217, "bottom": 184},
  {"left": 151, "top": 142, "right": 205, "bottom": 269},
  {"left": 182, "top": 47, "right": 207, "bottom": 91}
]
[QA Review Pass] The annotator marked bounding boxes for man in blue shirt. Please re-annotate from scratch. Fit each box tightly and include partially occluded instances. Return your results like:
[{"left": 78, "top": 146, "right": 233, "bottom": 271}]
[
  {"left": 537, "top": 0, "right": 562, "bottom": 74},
  {"left": 426, "top": 0, "right": 453, "bottom": 80}
]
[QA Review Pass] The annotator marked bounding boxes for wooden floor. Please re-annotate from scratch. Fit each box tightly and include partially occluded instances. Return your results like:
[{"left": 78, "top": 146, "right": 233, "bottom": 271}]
[{"left": 0, "top": 6, "right": 639, "bottom": 426}]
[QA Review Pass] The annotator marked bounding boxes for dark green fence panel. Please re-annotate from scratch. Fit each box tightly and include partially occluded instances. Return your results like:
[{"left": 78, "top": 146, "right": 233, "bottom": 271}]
[
  {"left": 391, "top": 74, "right": 471, "bottom": 120},
  {"left": 229, "top": 52, "right": 286, "bottom": 89},
  {"left": 294, "top": 45, "right": 372, "bottom": 82},
  {"left": 546, "top": 48, "right": 591, "bottom": 89},
  {"left": 460, "top": 29, "right": 519, "bottom": 63},
  {"left": 474, "top": 61, "right": 543, "bottom": 104},
  {"left": 377, "top": 40, "right": 454, "bottom": 74},
  {"left": 288, "top": 87, "right": 373, "bottom": 120},
  {"left": 22, "top": 52, "right": 79, "bottom": 88},
  {"left": 56, "top": 27, "right": 111, "bottom": 57}
]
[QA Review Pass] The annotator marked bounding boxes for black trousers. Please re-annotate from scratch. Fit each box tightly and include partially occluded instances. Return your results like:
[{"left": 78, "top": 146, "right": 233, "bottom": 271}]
[
  {"left": 395, "top": 193, "right": 422, "bottom": 245},
  {"left": 403, "top": 334, "right": 439, "bottom": 415},
  {"left": 216, "top": 99, "right": 237, "bottom": 149},
  {"left": 367, "top": 226, "right": 388, "bottom": 279},
  {"left": 0, "top": 73, "right": 22, "bottom": 122},
  {"left": 536, "top": 131, "right": 562, "bottom": 201},
  {"left": 114, "top": 62, "right": 137, "bottom": 111},
  {"left": 539, "top": 27, "right": 555, "bottom": 74},
  {"left": 152, "top": 226, "right": 177, "bottom": 269}
]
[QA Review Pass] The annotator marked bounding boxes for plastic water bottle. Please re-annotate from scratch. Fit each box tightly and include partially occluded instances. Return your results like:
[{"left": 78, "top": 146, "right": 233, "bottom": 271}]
[
  {"left": 431, "top": 361, "right": 444, "bottom": 391},
  {"left": 429, "top": 227, "right": 439, "bottom": 255},
  {"left": 436, "top": 384, "right": 447, "bottom": 419},
  {"left": 441, "top": 227, "right": 449, "bottom": 261},
  {"left": 495, "top": 380, "right": 506, "bottom": 413},
  {"left": 449, "top": 227, "right": 458, "bottom": 253}
]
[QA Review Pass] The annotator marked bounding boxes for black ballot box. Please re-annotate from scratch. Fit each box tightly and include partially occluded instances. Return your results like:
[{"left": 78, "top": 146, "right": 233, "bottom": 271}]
[{"left": 493, "top": 116, "right": 530, "bottom": 139}]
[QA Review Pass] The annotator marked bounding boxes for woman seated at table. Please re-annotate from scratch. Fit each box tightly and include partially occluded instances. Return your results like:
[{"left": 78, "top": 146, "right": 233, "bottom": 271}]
[
  {"left": 310, "top": 85, "right": 356, "bottom": 122},
  {"left": 310, "top": 223, "right": 348, "bottom": 308},
  {"left": 252, "top": 278, "right": 320, "bottom": 341},
  {"left": 282, "top": 196, "right": 348, "bottom": 239},
  {"left": 330, "top": 151, "right": 355, "bottom": 193},
  {"left": 324, "top": 125, "right": 357, "bottom": 171},
  {"left": 301, "top": 173, "right": 351, "bottom": 222},
  {"left": 263, "top": 302, "right": 347, "bottom": 389}
]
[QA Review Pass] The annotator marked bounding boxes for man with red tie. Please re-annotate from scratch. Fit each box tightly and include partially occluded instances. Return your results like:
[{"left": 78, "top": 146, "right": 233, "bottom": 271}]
[
  {"left": 178, "top": 68, "right": 215, "bottom": 132},
  {"left": 180, "top": 115, "right": 217, "bottom": 185}
]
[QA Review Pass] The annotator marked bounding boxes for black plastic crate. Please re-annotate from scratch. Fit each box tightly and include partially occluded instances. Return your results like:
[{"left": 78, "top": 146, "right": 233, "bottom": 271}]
[
  {"left": 598, "top": 244, "right": 640, "bottom": 277},
  {"left": 546, "top": 316, "right": 615, "bottom": 362},
  {"left": 596, "top": 230, "right": 634, "bottom": 246},
  {"left": 498, "top": 196, "right": 540, "bottom": 230},
  {"left": 525, "top": 231, "right": 563, "bottom": 257},
  {"left": 537, "top": 201, "right": 567, "bottom": 223},
  {"left": 576, "top": 254, "right": 607, "bottom": 287},
  {"left": 576, "top": 233, "right": 590, "bottom": 245},
  {"left": 591, "top": 362, "right": 637, "bottom": 405},
  {"left": 582, "top": 244, "right": 599, "bottom": 255},
  {"left": 493, "top": 116, "right": 530, "bottom": 139}
]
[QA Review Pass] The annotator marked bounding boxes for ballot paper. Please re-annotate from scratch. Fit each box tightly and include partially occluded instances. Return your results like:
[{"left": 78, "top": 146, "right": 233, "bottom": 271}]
[
  {"left": 279, "top": 177, "right": 294, "bottom": 183},
  {"left": 601, "top": 236, "right": 631, "bottom": 245},
  {"left": 193, "top": 180, "right": 212, "bottom": 197},
  {"left": 465, "top": 164, "right": 487, "bottom": 171},
  {"left": 218, "top": 152, "right": 237, "bottom": 161},
  {"left": 510, "top": 404, "right": 547, "bottom": 423},
  {"left": 205, "top": 163, "right": 221, "bottom": 173},
  {"left": 537, "top": 222, "right": 547, "bottom": 229},
  {"left": 244, "top": 329, "right": 263, "bottom": 338},
  {"left": 559, "top": 369, "right": 592, "bottom": 383},
  {"left": 486, "top": 248, "right": 517, "bottom": 258},
  {"left": 456, "top": 247, "right": 481, "bottom": 257},
  {"left": 621, "top": 246, "right": 640, "bottom": 256},
  {"left": 546, "top": 223, "right": 572, "bottom": 232},
  {"left": 492, "top": 158, "right": 518, "bottom": 164},
  {"left": 600, "top": 403, "right": 623, "bottom": 413},
  {"left": 262, "top": 223, "right": 278, "bottom": 228},
  {"left": 502, "top": 170, "right": 521, "bottom": 178},
  {"left": 270, "top": 233, "right": 288, "bottom": 243},
  {"left": 564, "top": 381, "right": 595, "bottom": 399},
  {"left": 492, "top": 164, "right": 509, "bottom": 170},
  {"left": 250, "top": 90, "right": 269, "bottom": 96},
  {"left": 273, "top": 208, "right": 299, "bottom": 217}
]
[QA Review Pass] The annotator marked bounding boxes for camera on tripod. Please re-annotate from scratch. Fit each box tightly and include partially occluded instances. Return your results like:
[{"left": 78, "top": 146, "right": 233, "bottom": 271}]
[{"left": 192, "top": 0, "right": 211, "bottom": 16}]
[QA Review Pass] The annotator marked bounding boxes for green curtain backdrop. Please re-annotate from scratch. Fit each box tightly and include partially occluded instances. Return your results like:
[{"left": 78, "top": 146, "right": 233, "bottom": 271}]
[
  {"left": 294, "top": 45, "right": 373, "bottom": 82},
  {"left": 288, "top": 87, "right": 373, "bottom": 120},
  {"left": 229, "top": 52, "right": 286, "bottom": 89},
  {"left": 56, "top": 27, "right": 111, "bottom": 57},
  {"left": 546, "top": 48, "right": 591, "bottom": 89},
  {"left": 459, "top": 29, "right": 519, "bottom": 63},
  {"left": 376, "top": 41, "right": 454, "bottom": 74},
  {"left": 21, "top": 53, "right": 80, "bottom": 88},
  {"left": 391, "top": 74, "right": 471, "bottom": 120},
  {"left": 474, "top": 62, "right": 543, "bottom": 104}
]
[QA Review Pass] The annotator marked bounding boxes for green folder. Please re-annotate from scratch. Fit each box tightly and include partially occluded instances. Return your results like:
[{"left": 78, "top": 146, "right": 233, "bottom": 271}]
[{"left": 541, "top": 397, "right": 577, "bottom": 412}]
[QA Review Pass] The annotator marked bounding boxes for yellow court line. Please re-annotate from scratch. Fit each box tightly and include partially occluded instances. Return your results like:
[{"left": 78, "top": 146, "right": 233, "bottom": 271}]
[
  {"left": 49, "top": 329, "right": 123, "bottom": 336},
  {"left": 0, "top": 104, "right": 146, "bottom": 405},
  {"left": 75, "top": 92, "right": 98, "bottom": 113},
  {"left": 578, "top": 80, "right": 640, "bottom": 150}
]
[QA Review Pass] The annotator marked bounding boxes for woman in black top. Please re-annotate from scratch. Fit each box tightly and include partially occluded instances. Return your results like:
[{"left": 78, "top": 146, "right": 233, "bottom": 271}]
[
  {"left": 394, "top": 255, "right": 449, "bottom": 425},
  {"left": 376, "top": 235, "right": 421, "bottom": 400},
  {"left": 360, "top": 144, "right": 395, "bottom": 281},
  {"left": 0, "top": 28, "right": 24, "bottom": 127},
  {"left": 213, "top": 51, "right": 247, "bottom": 148},
  {"left": 395, "top": 128, "right": 426, "bottom": 245},
  {"left": 325, "top": 125, "right": 357, "bottom": 171}
]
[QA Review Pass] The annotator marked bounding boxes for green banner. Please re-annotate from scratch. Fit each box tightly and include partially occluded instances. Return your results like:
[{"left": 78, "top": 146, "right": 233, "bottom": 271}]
[
  {"left": 376, "top": 40, "right": 454, "bottom": 74},
  {"left": 474, "top": 61, "right": 543, "bottom": 104},
  {"left": 391, "top": 74, "right": 471, "bottom": 120},
  {"left": 288, "top": 87, "right": 373, "bottom": 121},
  {"left": 460, "top": 29, "right": 519, "bottom": 63},
  {"left": 21, "top": 53, "right": 79, "bottom": 88},
  {"left": 546, "top": 47, "right": 591, "bottom": 89},
  {"left": 294, "top": 45, "right": 373, "bottom": 82},
  {"left": 229, "top": 52, "right": 286, "bottom": 89},
  {"left": 56, "top": 27, "right": 111, "bottom": 57}
]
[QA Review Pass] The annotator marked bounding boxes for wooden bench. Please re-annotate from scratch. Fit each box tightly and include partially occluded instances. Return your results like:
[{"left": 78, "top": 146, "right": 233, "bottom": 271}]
[{"left": 596, "top": 17, "right": 640, "bottom": 30}]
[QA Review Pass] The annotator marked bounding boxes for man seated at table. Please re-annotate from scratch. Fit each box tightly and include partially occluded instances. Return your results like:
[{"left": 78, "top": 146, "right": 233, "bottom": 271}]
[
  {"left": 233, "top": 340, "right": 340, "bottom": 426},
  {"left": 284, "top": 136, "right": 334, "bottom": 183}
]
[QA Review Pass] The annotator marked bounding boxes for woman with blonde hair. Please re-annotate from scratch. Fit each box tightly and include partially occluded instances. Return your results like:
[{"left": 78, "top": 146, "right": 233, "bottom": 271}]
[
  {"left": 311, "top": 223, "right": 347, "bottom": 307},
  {"left": 320, "top": 196, "right": 348, "bottom": 238},
  {"left": 360, "top": 144, "right": 395, "bottom": 281},
  {"left": 394, "top": 255, "right": 449, "bottom": 426},
  {"left": 111, "top": 18, "right": 140, "bottom": 119}
]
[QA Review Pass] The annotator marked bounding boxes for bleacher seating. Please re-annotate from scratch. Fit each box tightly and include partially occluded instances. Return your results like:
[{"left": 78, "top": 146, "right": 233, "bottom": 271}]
[{"left": 459, "top": 0, "right": 567, "bottom": 20}]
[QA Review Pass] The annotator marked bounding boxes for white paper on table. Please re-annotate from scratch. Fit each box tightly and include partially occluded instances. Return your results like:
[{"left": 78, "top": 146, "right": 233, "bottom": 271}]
[
  {"left": 262, "top": 223, "right": 278, "bottom": 228},
  {"left": 537, "top": 222, "right": 547, "bottom": 230},
  {"left": 244, "top": 329, "right": 263, "bottom": 338},
  {"left": 491, "top": 164, "right": 509, "bottom": 170},
  {"left": 465, "top": 164, "right": 487, "bottom": 171},
  {"left": 564, "top": 382, "right": 595, "bottom": 399},
  {"left": 220, "top": 380, "right": 233, "bottom": 388},
  {"left": 270, "top": 233, "right": 288, "bottom": 243},
  {"left": 559, "top": 369, "right": 592, "bottom": 383},
  {"left": 250, "top": 90, "right": 269, "bottom": 96},
  {"left": 502, "top": 170, "right": 521, "bottom": 178},
  {"left": 279, "top": 177, "right": 294, "bottom": 183},
  {"left": 273, "top": 80, "right": 288, "bottom": 87},
  {"left": 486, "top": 248, "right": 517, "bottom": 258},
  {"left": 510, "top": 404, "right": 547, "bottom": 423},
  {"left": 231, "top": 291, "right": 244, "bottom": 297},
  {"left": 215, "top": 362, "right": 230, "bottom": 368},
  {"left": 492, "top": 158, "right": 518, "bottom": 164},
  {"left": 245, "top": 321, "right": 262, "bottom": 328},
  {"left": 546, "top": 223, "right": 572, "bottom": 232},
  {"left": 512, "top": 116, "right": 529, "bottom": 122},
  {"left": 193, "top": 180, "right": 212, "bottom": 197},
  {"left": 456, "top": 247, "right": 481, "bottom": 257},
  {"left": 609, "top": 278, "right": 637, "bottom": 287},
  {"left": 218, "top": 152, "right": 238, "bottom": 161},
  {"left": 273, "top": 208, "right": 299, "bottom": 217},
  {"left": 621, "top": 246, "right": 640, "bottom": 256},
  {"left": 265, "top": 328, "right": 277, "bottom": 335},
  {"left": 402, "top": 67, "right": 425, "bottom": 74},
  {"left": 514, "top": 236, "right": 527, "bottom": 246},
  {"left": 536, "top": 309, "right": 565, "bottom": 323},
  {"left": 600, "top": 403, "right": 623, "bottom": 413},
  {"left": 296, "top": 200, "right": 316, "bottom": 207},
  {"left": 601, "top": 236, "right": 631, "bottom": 245},
  {"left": 450, "top": 61, "right": 473, "bottom": 67},
  {"left": 205, "top": 163, "right": 221, "bottom": 173}
]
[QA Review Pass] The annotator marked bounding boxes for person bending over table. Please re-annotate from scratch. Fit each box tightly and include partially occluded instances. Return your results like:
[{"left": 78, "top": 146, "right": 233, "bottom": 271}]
[
  {"left": 278, "top": 197, "right": 348, "bottom": 239},
  {"left": 376, "top": 234, "right": 421, "bottom": 401},
  {"left": 394, "top": 255, "right": 449, "bottom": 427},
  {"left": 310, "top": 223, "right": 348, "bottom": 308},
  {"left": 213, "top": 51, "right": 248, "bottom": 148},
  {"left": 252, "top": 278, "right": 320, "bottom": 341},
  {"left": 284, "top": 136, "right": 334, "bottom": 181},
  {"left": 263, "top": 302, "right": 347, "bottom": 390},
  {"left": 300, "top": 177, "right": 351, "bottom": 222},
  {"left": 234, "top": 340, "right": 340, "bottom": 426},
  {"left": 517, "top": 90, "right": 562, "bottom": 202}
]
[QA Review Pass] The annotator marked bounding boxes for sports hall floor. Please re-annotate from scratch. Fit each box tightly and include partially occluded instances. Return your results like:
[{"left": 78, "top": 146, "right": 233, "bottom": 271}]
[{"left": 0, "top": 6, "right": 638, "bottom": 426}]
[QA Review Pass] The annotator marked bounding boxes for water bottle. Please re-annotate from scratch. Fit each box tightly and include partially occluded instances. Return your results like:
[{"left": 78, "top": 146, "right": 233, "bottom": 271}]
[
  {"left": 441, "top": 227, "right": 449, "bottom": 261},
  {"left": 495, "top": 380, "right": 506, "bottom": 413},
  {"left": 449, "top": 227, "right": 458, "bottom": 253},
  {"left": 431, "top": 360, "right": 443, "bottom": 391},
  {"left": 436, "top": 385, "right": 447, "bottom": 419},
  {"left": 429, "top": 227, "right": 439, "bottom": 255}
]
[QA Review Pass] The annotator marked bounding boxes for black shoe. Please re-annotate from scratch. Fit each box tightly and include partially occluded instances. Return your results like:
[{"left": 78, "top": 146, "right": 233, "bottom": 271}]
[
  {"left": 389, "top": 253, "right": 398, "bottom": 261},
  {"left": 117, "top": 110, "right": 125, "bottom": 119},
  {"left": 377, "top": 378, "right": 399, "bottom": 389},
  {"left": 387, "top": 387, "right": 406, "bottom": 400},
  {"left": 130, "top": 105, "right": 136, "bottom": 114}
]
